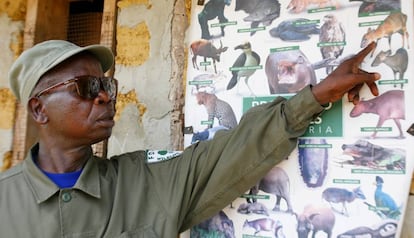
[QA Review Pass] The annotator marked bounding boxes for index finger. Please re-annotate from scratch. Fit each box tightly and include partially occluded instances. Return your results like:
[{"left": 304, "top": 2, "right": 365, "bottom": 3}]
[{"left": 354, "top": 41, "right": 377, "bottom": 63}]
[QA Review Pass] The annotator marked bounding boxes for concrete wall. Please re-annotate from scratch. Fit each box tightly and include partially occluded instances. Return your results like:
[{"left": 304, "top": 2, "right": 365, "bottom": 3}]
[
  {"left": 0, "top": 0, "right": 190, "bottom": 169},
  {"left": 109, "top": 0, "right": 183, "bottom": 156},
  {"left": 0, "top": 0, "right": 25, "bottom": 171}
]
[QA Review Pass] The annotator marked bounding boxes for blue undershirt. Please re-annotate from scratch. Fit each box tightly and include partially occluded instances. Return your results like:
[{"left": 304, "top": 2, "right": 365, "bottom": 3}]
[
  {"left": 42, "top": 169, "right": 82, "bottom": 189},
  {"left": 32, "top": 146, "right": 83, "bottom": 189}
]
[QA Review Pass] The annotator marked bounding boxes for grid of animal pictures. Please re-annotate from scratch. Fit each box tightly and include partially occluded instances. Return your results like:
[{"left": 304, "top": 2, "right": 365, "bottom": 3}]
[{"left": 183, "top": 0, "right": 414, "bottom": 237}]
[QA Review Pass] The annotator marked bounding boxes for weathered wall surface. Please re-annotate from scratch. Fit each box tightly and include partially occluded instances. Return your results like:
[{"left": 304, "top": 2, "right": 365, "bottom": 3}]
[
  {"left": 0, "top": 0, "right": 189, "bottom": 166},
  {"left": 0, "top": 0, "right": 25, "bottom": 171},
  {"left": 108, "top": 0, "right": 179, "bottom": 156}
]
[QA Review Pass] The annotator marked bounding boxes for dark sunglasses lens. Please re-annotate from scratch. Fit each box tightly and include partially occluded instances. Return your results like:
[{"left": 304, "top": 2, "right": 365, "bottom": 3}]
[
  {"left": 101, "top": 77, "right": 118, "bottom": 99},
  {"left": 75, "top": 76, "right": 117, "bottom": 100},
  {"left": 76, "top": 76, "right": 100, "bottom": 99}
]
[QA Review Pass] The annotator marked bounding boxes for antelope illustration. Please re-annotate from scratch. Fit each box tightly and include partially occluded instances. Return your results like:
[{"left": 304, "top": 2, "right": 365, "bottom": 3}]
[{"left": 360, "top": 12, "right": 409, "bottom": 56}]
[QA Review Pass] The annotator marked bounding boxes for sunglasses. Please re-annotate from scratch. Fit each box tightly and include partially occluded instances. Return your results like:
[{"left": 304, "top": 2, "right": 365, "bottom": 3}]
[{"left": 33, "top": 75, "right": 118, "bottom": 100}]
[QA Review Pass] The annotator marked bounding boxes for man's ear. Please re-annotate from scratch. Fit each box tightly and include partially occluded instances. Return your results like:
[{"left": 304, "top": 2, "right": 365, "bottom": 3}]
[{"left": 28, "top": 98, "right": 48, "bottom": 124}]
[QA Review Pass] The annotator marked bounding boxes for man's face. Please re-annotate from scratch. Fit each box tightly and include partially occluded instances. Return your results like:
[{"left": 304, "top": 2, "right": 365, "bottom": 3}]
[{"left": 31, "top": 53, "right": 116, "bottom": 146}]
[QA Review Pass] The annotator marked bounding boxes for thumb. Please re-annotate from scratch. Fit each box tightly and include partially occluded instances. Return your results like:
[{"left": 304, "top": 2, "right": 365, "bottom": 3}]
[{"left": 347, "top": 72, "right": 380, "bottom": 104}]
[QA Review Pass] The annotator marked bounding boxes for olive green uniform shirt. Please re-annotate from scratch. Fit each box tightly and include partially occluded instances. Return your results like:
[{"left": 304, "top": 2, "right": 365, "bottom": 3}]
[{"left": 0, "top": 87, "right": 323, "bottom": 237}]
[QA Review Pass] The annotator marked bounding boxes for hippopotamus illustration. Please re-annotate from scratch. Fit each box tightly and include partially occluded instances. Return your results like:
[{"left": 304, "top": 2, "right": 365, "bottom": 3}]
[
  {"left": 350, "top": 90, "right": 405, "bottom": 138},
  {"left": 265, "top": 49, "right": 316, "bottom": 94}
]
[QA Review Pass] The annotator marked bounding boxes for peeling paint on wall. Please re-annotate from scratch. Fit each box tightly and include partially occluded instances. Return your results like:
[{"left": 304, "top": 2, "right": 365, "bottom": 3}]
[
  {"left": 185, "top": 0, "right": 192, "bottom": 23},
  {"left": 0, "top": 0, "right": 26, "bottom": 21},
  {"left": 0, "top": 88, "right": 16, "bottom": 129},
  {"left": 0, "top": 0, "right": 25, "bottom": 172},
  {"left": 117, "top": 0, "right": 151, "bottom": 9},
  {"left": 10, "top": 31, "right": 23, "bottom": 59},
  {"left": 0, "top": 13, "right": 24, "bottom": 88},
  {"left": 1, "top": 151, "right": 12, "bottom": 171},
  {"left": 116, "top": 22, "right": 150, "bottom": 66},
  {"left": 115, "top": 90, "right": 147, "bottom": 123}
]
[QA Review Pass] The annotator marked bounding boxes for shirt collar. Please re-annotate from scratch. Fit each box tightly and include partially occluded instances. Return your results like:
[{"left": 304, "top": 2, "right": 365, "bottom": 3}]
[
  {"left": 74, "top": 155, "right": 101, "bottom": 198},
  {"left": 23, "top": 144, "right": 101, "bottom": 203}
]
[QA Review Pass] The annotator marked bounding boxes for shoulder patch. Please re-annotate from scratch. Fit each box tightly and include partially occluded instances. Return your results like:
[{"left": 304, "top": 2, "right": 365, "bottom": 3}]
[{"left": 146, "top": 150, "right": 183, "bottom": 164}]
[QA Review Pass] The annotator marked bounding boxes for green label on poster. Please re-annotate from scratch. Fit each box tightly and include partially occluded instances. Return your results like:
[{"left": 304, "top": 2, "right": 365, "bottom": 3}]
[{"left": 243, "top": 96, "right": 342, "bottom": 137}]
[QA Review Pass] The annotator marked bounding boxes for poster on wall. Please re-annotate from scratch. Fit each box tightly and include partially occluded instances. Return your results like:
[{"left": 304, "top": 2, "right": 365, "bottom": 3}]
[{"left": 182, "top": 0, "right": 414, "bottom": 237}]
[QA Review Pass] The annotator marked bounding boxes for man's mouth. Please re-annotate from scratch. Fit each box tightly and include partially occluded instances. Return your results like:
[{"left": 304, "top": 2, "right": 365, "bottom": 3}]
[{"left": 96, "top": 112, "right": 115, "bottom": 127}]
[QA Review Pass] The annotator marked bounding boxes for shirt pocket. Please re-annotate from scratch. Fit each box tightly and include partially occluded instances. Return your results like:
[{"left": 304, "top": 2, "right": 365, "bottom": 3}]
[{"left": 117, "top": 225, "right": 159, "bottom": 238}]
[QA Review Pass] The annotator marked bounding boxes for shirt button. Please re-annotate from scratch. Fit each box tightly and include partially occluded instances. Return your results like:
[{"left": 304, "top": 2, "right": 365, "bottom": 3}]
[{"left": 62, "top": 192, "right": 72, "bottom": 202}]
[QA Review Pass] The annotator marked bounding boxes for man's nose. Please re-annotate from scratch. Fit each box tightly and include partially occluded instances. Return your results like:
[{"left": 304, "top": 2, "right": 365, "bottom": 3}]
[{"left": 94, "top": 90, "right": 112, "bottom": 104}]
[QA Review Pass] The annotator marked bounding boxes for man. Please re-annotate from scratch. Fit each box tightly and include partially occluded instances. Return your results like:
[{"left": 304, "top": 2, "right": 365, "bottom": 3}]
[{"left": 1, "top": 40, "right": 379, "bottom": 237}]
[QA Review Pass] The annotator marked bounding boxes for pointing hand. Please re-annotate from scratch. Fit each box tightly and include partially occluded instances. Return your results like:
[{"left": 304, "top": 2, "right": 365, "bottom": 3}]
[{"left": 312, "top": 42, "right": 381, "bottom": 105}]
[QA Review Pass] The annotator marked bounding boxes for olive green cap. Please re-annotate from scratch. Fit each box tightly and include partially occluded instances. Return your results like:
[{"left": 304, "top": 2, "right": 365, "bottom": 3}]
[{"left": 8, "top": 40, "right": 114, "bottom": 106}]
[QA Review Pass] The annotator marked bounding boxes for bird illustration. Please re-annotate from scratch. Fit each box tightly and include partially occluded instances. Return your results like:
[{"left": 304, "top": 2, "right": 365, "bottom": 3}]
[
  {"left": 319, "top": 14, "right": 345, "bottom": 74},
  {"left": 373, "top": 176, "right": 400, "bottom": 218},
  {"left": 227, "top": 42, "right": 260, "bottom": 96}
]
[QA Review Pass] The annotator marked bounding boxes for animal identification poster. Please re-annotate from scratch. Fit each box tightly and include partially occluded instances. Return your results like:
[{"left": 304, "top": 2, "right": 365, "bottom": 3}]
[{"left": 182, "top": 0, "right": 414, "bottom": 237}]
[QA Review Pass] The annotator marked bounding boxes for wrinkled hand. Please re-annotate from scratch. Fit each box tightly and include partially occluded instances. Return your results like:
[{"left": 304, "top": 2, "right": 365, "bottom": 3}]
[{"left": 312, "top": 42, "right": 381, "bottom": 105}]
